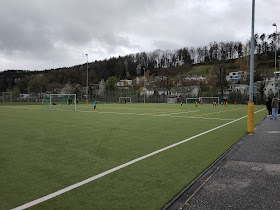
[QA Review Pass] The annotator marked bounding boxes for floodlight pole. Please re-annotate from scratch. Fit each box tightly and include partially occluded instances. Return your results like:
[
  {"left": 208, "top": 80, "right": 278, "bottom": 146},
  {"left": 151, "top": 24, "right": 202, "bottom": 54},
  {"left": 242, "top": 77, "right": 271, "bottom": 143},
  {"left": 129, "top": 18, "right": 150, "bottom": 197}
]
[
  {"left": 279, "top": 56, "right": 280, "bottom": 97},
  {"left": 279, "top": 56, "right": 280, "bottom": 72},
  {"left": 143, "top": 67, "right": 146, "bottom": 103},
  {"left": 272, "top": 23, "right": 277, "bottom": 96},
  {"left": 85, "top": 54, "right": 89, "bottom": 104},
  {"left": 247, "top": 0, "right": 255, "bottom": 133},
  {"left": 249, "top": 0, "right": 255, "bottom": 103}
]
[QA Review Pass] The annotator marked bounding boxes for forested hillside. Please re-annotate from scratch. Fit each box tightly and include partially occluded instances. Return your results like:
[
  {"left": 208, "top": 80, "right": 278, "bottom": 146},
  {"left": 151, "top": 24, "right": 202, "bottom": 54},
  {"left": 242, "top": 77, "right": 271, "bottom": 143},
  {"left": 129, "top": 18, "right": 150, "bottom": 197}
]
[{"left": 1, "top": 32, "right": 279, "bottom": 95}]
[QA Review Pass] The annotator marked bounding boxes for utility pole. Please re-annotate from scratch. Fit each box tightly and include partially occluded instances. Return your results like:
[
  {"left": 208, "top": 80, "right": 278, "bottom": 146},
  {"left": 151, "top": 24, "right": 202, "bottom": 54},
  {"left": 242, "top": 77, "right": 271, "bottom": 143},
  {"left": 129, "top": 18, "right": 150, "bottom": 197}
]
[
  {"left": 272, "top": 23, "right": 277, "bottom": 96},
  {"left": 247, "top": 0, "right": 255, "bottom": 133}
]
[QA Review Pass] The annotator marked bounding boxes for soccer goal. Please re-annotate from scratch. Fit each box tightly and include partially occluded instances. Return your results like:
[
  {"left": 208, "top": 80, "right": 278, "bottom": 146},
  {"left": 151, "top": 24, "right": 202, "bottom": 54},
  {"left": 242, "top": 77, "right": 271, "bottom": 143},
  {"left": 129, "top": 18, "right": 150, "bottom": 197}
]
[
  {"left": 42, "top": 94, "right": 76, "bottom": 111},
  {"left": 2, "top": 92, "right": 12, "bottom": 104},
  {"left": 199, "top": 97, "right": 219, "bottom": 104},
  {"left": 119, "top": 97, "right": 132, "bottom": 104},
  {"left": 186, "top": 98, "right": 199, "bottom": 104}
]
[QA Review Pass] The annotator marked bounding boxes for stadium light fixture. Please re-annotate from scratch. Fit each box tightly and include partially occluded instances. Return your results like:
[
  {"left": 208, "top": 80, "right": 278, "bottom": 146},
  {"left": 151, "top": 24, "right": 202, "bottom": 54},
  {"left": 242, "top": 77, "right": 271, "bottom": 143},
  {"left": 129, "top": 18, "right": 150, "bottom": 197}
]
[
  {"left": 85, "top": 54, "right": 89, "bottom": 104},
  {"left": 272, "top": 23, "right": 277, "bottom": 96}
]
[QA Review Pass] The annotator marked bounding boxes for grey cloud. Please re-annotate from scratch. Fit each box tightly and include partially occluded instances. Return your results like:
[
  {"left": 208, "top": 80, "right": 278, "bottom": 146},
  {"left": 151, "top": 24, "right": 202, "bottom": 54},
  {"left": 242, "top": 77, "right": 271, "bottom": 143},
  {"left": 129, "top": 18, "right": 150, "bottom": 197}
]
[{"left": 0, "top": 0, "right": 279, "bottom": 71}]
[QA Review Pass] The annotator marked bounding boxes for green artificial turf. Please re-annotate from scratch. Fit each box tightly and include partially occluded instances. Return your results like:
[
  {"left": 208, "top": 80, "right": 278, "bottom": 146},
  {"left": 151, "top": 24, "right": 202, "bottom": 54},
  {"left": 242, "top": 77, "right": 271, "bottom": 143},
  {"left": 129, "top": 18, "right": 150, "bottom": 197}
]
[{"left": 0, "top": 103, "right": 266, "bottom": 209}]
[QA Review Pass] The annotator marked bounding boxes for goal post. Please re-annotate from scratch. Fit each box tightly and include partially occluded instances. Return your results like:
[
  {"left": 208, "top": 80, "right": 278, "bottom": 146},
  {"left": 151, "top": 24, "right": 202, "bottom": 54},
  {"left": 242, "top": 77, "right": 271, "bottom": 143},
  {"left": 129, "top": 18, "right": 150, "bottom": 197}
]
[
  {"left": 186, "top": 98, "right": 199, "bottom": 104},
  {"left": 119, "top": 97, "right": 132, "bottom": 104},
  {"left": 42, "top": 94, "right": 76, "bottom": 111},
  {"left": 2, "top": 92, "right": 12, "bottom": 104},
  {"left": 199, "top": 97, "right": 220, "bottom": 104}
]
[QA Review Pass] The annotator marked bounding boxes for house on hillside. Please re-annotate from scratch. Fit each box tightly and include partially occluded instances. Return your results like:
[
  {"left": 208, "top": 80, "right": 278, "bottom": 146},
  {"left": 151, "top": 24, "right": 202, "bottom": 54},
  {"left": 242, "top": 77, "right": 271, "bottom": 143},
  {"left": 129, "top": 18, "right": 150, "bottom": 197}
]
[
  {"left": 263, "top": 72, "right": 280, "bottom": 96},
  {"left": 157, "top": 88, "right": 168, "bottom": 95},
  {"left": 226, "top": 71, "right": 247, "bottom": 84},
  {"left": 184, "top": 75, "right": 205, "bottom": 81},
  {"left": 177, "top": 86, "right": 199, "bottom": 98},
  {"left": 227, "top": 84, "right": 249, "bottom": 95},
  {"left": 116, "top": 80, "right": 132, "bottom": 89},
  {"left": 142, "top": 87, "right": 155, "bottom": 96},
  {"left": 155, "top": 76, "right": 167, "bottom": 81}
]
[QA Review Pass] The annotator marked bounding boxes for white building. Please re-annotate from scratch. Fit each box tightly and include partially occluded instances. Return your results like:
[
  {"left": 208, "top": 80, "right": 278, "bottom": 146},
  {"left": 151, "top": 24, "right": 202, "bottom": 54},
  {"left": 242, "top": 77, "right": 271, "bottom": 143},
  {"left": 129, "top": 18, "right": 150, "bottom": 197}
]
[
  {"left": 184, "top": 75, "right": 205, "bottom": 81},
  {"left": 227, "top": 84, "right": 249, "bottom": 95},
  {"left": 116, "top": 80, "right": 132, "bottom": 89},
  {"left": 142, "top": 87, "right": 155, "bottom": 96},
  {"left": 177, "top": 86, "right": 199, "bottom": 97},
  {"left": 264, "top": 72, "right": 280, "bottom": 96},
  {"left": 226, "top": 71, "right": 247, "bottom": 84},
  {"left": 155, "top": 76, "right": 167, "bottom": 81}
]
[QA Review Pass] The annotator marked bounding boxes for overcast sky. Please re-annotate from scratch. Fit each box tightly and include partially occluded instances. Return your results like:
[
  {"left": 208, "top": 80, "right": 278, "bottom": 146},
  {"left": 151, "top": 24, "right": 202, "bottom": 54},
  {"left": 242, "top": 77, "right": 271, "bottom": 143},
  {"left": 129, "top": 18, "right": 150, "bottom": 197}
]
[{"left": 0, "top": 0, "right": 279, "bottom": 71}]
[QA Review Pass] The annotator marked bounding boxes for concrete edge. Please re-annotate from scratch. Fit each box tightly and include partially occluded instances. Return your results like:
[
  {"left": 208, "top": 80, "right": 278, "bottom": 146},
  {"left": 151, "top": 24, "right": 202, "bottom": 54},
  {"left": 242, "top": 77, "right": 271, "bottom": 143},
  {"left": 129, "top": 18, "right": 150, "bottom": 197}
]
[{"left": 162, "top": 116, "right": 267, "bottom": 210}]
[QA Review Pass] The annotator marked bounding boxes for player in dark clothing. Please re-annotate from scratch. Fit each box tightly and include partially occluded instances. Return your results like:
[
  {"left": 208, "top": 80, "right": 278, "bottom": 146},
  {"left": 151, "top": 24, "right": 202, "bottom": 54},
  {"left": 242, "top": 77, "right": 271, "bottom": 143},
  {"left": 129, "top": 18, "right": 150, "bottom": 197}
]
[
  {"left": 68, "top": 96, "right": 73, "bottom": 105},
  {"left": 265, "top": 97, "right": 272, "bottom": 115}
]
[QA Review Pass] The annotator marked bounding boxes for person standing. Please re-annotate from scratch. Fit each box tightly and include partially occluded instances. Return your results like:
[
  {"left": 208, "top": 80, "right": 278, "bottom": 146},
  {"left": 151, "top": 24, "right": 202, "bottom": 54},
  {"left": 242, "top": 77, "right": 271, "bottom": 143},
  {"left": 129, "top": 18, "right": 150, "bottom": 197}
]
[
  {"left": 265, "top": 97, "right": 272, "bottom": 116},
  {"left": 94, "top": 101, "right": 97, "bottom": 111},
  {"left": 270, "top": 96, "right": 279, "bottom": 120}
]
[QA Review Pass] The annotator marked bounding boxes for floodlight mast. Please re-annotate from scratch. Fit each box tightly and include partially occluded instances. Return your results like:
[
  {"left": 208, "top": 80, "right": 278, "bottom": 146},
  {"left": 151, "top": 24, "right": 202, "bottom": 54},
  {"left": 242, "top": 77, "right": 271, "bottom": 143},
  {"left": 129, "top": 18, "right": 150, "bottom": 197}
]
[
  {"left": 249, "top": 0, "right": 255, "bottom": 103},
  {"left": 272, "top": 23, "right": 277, "bottom": 96},
  {"left": 279, "top": 56, "right": 280, "bottom": 96},
  {"left": 85, "top": 54, "right": 89, "bottom": 104},
  {"left": 247, "top": 0, "right": 255, "bottom": 133}
]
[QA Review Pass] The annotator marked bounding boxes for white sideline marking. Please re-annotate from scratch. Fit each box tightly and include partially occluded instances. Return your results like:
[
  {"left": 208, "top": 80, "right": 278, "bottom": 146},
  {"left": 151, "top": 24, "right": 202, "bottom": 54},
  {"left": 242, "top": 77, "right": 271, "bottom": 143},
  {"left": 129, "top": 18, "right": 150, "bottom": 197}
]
[
  {"left": 77, "top": 110, "right": 234, "bottom": 121},
  {"left": 12, "top": 108, "right": 266, "bottom": 210}
]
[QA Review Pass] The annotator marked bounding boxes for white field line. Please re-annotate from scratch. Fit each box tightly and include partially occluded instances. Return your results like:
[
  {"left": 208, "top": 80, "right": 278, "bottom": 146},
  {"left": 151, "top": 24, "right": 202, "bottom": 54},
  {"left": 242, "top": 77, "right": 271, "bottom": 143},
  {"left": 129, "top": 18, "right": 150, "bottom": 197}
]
[
  {"left": 12, "top": 108, "right": 266, "bottom": 210},
  {"left": 82, "top": 106, "right": 199, "bottom": 112},
  {"left": 0, "top": 106, "right": 242, "bottom": 121},
  {"left": 1, "top": 106, "right": 35, "bottom": 109},
  {"left": 77, "top": 110, "right": 235, "bottom": 121},
  {"left": 1, "top": 106, "right": 75, "bottom": 112},
  {"left": 1, "top": 106, "right": 250, "bottom": 121},
  {"left": 1, "top": 106, "right": 199, "bottom": 113}
]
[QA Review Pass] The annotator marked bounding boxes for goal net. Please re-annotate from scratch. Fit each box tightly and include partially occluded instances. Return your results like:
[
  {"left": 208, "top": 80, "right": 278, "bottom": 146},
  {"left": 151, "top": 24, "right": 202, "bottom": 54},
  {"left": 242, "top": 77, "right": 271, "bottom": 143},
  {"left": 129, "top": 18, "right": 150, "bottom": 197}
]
[
  {"left": 42, "top": 94, "right": 76, "bottom": 111},
  {"left": 119, "top": 97, "right": 131, "bottom": 104},
  {"left": 186, "top": 98, "right": 199, "bottom": 104},
  {"left": 2, "top": 92, "right": 12, "bottom": 104},
  {"left": 199, "top": 97, "right": 219, "bottom": 104}
]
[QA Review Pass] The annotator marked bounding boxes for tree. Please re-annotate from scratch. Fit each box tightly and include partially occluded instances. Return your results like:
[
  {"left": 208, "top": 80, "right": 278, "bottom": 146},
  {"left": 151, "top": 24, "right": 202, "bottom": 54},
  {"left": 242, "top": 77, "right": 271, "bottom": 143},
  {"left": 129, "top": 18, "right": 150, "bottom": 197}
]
[
  {"left": 61, "top": 81, "right": 73, "bottom": 94},
  {"left": 105, "top": 76, "right": 118, "bottom": 91},
  {"left": 28, "top": 74, "right": 48, "bottom": 94},
  {"left": 136, "top": 64, "right": 142, "bottom": 75},
  {"left": 182, "top": 48, "right": 193, "bottom": 64},
  {"left": 208, "top": 62, "right": 228, "bottom": 101}
]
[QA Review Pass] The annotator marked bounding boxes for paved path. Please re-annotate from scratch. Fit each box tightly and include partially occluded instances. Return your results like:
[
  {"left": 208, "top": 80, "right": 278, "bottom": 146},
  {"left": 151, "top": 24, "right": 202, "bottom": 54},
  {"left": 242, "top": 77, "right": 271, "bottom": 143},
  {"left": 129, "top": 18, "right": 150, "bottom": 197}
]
[{"left": 184, "top": 117, "right": 280, "bottom": 210}]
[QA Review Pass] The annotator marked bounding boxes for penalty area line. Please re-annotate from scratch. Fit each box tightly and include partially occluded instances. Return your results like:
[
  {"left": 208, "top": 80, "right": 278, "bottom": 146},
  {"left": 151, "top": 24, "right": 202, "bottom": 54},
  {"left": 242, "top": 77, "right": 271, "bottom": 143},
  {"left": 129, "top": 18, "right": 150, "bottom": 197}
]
[{"left": 12, "top": 108, "right": 266, "bottom": 210}]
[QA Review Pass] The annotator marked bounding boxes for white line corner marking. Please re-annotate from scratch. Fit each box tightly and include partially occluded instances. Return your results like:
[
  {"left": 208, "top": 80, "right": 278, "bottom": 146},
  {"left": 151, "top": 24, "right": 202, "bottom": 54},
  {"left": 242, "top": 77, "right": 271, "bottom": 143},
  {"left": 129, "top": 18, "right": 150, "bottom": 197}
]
[{"left": 12, "top": 108, "right": 266, "bottom": 210}]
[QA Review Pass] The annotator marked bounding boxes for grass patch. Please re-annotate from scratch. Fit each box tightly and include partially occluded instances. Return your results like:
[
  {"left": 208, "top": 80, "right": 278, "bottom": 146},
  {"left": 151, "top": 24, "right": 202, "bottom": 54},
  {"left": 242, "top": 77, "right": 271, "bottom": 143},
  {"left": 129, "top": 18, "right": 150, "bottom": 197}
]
[{"left": 0, "top": 103, "right": 266, "bottom": 209}]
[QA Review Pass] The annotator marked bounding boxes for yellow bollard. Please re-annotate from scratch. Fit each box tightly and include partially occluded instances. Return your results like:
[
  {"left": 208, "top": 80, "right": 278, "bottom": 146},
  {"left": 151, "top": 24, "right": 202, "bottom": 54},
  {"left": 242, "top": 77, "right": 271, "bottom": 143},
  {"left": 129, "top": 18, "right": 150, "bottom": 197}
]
[
  {"left": 86, "top": 98, "right": 88, "bottom": 104},
  {"left": 247, "top": 102, "right": 254, "bottom": 133}
]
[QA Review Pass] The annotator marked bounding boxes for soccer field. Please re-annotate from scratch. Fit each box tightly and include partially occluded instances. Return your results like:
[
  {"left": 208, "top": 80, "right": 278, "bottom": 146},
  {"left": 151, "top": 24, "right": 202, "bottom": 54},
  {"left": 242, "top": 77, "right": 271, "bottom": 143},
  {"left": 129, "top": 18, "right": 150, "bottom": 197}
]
[{"left": 0, "top": 103, "right": 266, "bottom": 209}]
